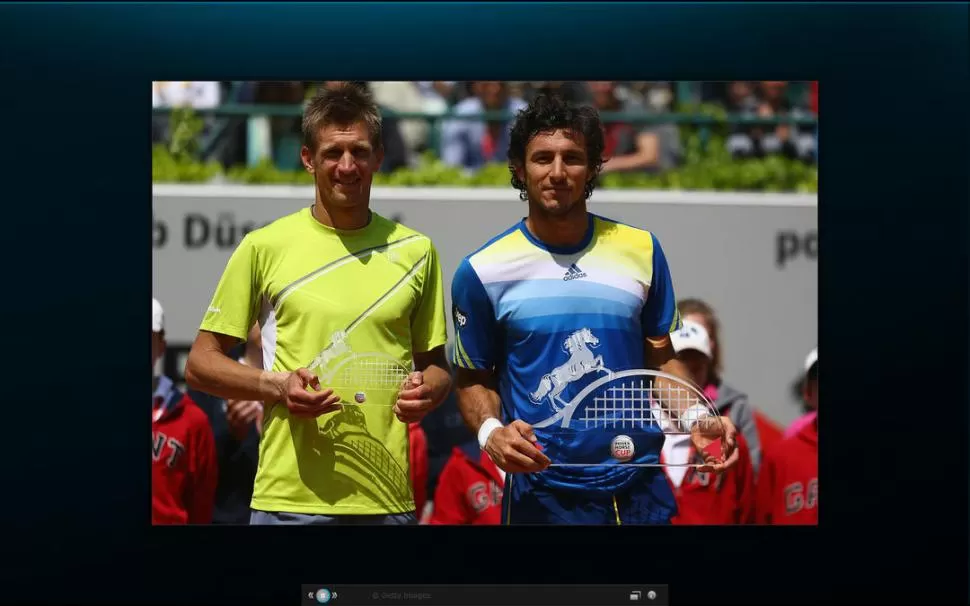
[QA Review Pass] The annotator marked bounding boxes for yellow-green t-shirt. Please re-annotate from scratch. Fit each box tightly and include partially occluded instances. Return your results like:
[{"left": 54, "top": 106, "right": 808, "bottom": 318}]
[{"left": 199, "top": 207, "right": 448, "bottom": 515}]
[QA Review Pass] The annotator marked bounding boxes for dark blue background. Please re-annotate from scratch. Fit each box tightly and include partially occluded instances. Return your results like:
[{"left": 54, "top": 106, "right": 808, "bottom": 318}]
[{"left": 0, "top": 3, "right": 966, "bottom": 605}]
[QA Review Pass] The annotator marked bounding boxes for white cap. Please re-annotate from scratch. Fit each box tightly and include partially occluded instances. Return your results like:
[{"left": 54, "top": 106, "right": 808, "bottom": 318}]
[
  {"left": 152, "top": 298, "right": 165, "bottom": 333},
  {"left": 804, "top": 347, "right": 818, "bottom": 374},
  {"left": 671, "top": 319, "right": 712, "bottom": 358}
]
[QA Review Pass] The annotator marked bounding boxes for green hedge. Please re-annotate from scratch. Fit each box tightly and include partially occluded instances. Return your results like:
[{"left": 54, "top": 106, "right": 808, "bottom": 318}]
[{"left": 152, "top": 108, "right": 817, "bottom": 193}]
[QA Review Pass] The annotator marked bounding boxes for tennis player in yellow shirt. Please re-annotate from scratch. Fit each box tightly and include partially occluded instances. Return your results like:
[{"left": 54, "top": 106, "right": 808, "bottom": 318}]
[{"left": 185, "top": 82, "right": 452, "bottom": 525}]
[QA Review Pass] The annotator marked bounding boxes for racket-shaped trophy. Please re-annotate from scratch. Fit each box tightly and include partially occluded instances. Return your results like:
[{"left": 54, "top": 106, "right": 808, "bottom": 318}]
[
  {"left": 320, "top": 352, "right": 414, "bottom": 408},
  {"left": 308, "top": 334, "right": 414, "bottom": 409},
  {"left": 532, "top": 369, "right": 722, "bottom": 469}
]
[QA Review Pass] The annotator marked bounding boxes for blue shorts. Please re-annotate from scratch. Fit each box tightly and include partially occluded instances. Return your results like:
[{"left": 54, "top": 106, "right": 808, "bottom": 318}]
[
  {"left": 502, "top": 469, "right": 677, "bottom": 525},
  {"left": 250, "top": 510, "right": 417, "bottom": 526}
]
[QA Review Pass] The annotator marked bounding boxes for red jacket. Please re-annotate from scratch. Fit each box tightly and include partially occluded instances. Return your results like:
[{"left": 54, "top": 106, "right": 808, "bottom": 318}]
[
  {"left": 152, "top": 378, "right": 218, "bottom": 525},
  {"left": 755, "top": 416, "right": 818, "bottom": 525},
  {"left": 664, "top": 432, "right": 756, "bottom": 525},
  {"left": 408, "top": 423, "right": 429, "bottom": 516},
  {"left": 754, "top": 410, "right": 783, "bottom": 462},
  {"left": 429, "top": 443, "right": 504, "bottom": 525}
]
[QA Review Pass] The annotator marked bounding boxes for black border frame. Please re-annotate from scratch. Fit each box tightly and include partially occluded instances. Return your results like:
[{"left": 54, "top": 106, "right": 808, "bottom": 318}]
[{"left": 0, "top": 3, "right": 967, "bottom": 605}]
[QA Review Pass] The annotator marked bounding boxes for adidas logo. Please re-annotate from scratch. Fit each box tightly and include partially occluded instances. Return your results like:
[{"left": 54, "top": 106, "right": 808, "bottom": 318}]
[{"left": 563, "top": 263, "right": 587, "bottom": 281}]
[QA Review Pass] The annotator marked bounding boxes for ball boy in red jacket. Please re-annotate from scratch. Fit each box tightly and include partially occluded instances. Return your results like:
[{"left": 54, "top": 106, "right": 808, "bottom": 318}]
[
  {"left": 755, "top": 347, "right": 818, "bottom": 525},
  {"left": 152, "top": 297, "right": 218, "bottom": 525}
]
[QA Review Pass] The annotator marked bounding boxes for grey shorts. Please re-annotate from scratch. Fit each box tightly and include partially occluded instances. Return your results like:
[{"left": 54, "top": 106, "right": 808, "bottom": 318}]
[{"left": 250, "top": 509, "right": 417, "bottom": 526}]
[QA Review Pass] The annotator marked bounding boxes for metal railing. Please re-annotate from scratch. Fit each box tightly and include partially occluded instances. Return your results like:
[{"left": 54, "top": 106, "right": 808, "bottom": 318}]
[{"left": 152, "top": 104, "right": 818, "bottom": 167}]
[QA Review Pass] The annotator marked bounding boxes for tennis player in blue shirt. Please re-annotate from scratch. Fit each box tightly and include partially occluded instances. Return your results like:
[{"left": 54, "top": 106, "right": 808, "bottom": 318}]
[{"left": 451, "top": 94, "right": 740, "bottom": 525}]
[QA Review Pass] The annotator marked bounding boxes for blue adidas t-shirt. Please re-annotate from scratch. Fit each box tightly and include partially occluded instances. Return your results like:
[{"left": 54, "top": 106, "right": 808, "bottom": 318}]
[{"left": 451, "top": 213, "right": 683, "bottom": 496}]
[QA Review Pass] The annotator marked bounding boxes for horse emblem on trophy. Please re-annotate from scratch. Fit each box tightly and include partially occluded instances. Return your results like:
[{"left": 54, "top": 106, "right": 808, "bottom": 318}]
[{"left": 529, "top": 328, "right": 613, "bottom": 412}]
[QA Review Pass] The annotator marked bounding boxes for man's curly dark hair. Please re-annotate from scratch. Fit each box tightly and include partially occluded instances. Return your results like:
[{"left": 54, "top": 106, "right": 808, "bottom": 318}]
[{"left": 507, "top": 94, "right": 606, "bottom": 202}]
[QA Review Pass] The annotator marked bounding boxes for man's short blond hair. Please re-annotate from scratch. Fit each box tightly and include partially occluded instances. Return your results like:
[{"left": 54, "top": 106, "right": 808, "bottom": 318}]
[{"left": 302, "top": 82, "right": 383, "bottom": 152}]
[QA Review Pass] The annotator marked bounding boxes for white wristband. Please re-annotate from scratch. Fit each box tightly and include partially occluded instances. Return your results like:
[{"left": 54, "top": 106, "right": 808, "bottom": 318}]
[
  {"left": 679, "top": 404, "right": 711, "bottom": 433},
  {"left": 477, "top": 417, "right": 504, "bottom": 450}
]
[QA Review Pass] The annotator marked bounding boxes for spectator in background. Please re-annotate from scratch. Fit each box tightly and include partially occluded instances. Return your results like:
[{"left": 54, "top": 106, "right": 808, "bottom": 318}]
[
  {"left": 151, "top": 81, "right": 222, "bottom": 145},
  {"left": 152, "top": 297, "right": 218, "bottom": 525},
  {"left": 190, "top": 325, "right": 264, "bottom": 524},
  {"left": 632, "top": 81, "right": 677, "bottom": 113},
  {"left": 719, "top": 81, "right": 762, "bottom": 159},
  {"left": 428, "top": 441, "right": 504, "bottom": 525},
  {"left": 369, "top": 81, "right": 430, "bottom": 163},
  {"left": 251, "top": 81, "right": 310, "bottom": 170},
  {"left": 253, "top": 81, "right": 309, "bottom": 104},
  {"left": 677, "top": 298, "right": 776, "bottom": 473},
  {"left": 409, "top": 422, "right": 430, "bottom": 522},
  {"left": 522, "top": 81, "right": 591, "bottom": 105},
  {"left": 755, "top": 347, "right": 818, "bottom": 525},
  {"left": 417, "top": 82, "right": 457, "bottom": 111},
  {"left": 756, "top": 81, "right": 816, "bottom": 162},
  {"left": 419, "top": 341, "right": 476, "bottom": 518},
  {"left": 440, "top": 81, "right": 528, "bottom": 171},
  {"left": 663, "top": 321, "right": 755, "bottom": 524},
  {"left": 586, "top": 81, "right": 682, "bottom": 174},
  {"left": 152, "top": 81, "right": 221, "bottom": 111},
  {"left": 784, "top": 348, "right": 818, "bottom": 439}
]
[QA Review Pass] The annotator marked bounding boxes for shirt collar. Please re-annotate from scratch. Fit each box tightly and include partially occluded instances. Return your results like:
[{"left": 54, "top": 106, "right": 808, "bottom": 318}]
[
  {"left": 153, "top": 375, "right": 175, "bottom": 403},
  {"left": 152, "top": 375, "right": 184, "bottom": 423}
]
